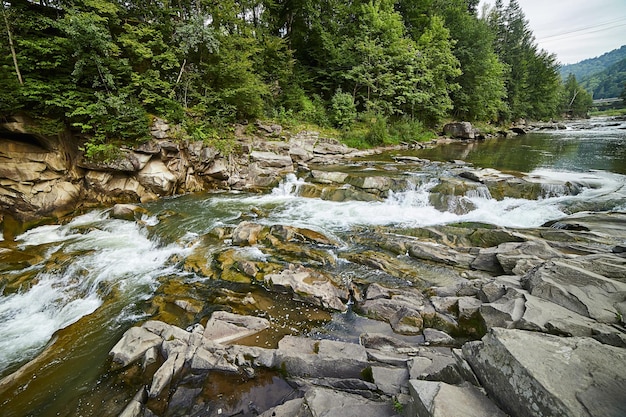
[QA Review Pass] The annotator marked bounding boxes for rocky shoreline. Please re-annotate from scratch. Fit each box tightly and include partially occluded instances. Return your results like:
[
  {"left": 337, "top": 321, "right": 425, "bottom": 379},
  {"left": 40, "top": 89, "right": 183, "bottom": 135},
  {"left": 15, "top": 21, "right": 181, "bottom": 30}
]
[{"left": 1, "top": 117, "right": 625, "bottom": 416}]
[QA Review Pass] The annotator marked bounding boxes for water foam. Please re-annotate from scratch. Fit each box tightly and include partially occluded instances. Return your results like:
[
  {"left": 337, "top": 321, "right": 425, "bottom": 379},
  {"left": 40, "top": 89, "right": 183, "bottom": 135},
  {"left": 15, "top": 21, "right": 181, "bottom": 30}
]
[{"left": 0, "top": 211, "right": 188, "bottom": 373}]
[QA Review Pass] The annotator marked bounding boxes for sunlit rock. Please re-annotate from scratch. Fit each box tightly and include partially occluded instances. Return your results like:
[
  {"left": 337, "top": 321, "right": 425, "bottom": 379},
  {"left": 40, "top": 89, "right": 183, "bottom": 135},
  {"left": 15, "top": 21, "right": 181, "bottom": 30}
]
[
  {"left": 264, "top": 266, "right": 348, "bottom": 311},
  {"left": 203, "top": 311, "right": 270, "bottom": 345},
  {"left": 110, "top": 326, "right": 163, "bottom": 368},
  {"left": 443, "top": 122, "right": 475, "bottom": 139}
]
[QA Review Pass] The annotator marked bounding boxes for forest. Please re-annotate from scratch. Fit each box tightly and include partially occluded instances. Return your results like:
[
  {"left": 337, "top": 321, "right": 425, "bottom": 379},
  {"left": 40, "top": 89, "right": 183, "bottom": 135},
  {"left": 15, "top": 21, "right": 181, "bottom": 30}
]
[{"left": 0, "top": 0, "right": 592, "bottom": 156}]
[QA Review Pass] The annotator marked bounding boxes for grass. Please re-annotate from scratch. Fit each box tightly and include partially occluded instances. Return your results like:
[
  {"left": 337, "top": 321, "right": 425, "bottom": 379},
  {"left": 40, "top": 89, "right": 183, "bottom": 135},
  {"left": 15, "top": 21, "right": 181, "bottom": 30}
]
[{"left": 589, "top": 107, "right": 626, "bottom": 117}]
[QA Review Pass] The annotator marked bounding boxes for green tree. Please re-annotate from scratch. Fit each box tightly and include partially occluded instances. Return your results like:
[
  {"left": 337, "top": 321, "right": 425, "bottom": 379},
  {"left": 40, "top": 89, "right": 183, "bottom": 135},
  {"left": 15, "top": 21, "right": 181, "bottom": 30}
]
[{"left": 561, "top": 74, "right": 593, "bottom": 117}]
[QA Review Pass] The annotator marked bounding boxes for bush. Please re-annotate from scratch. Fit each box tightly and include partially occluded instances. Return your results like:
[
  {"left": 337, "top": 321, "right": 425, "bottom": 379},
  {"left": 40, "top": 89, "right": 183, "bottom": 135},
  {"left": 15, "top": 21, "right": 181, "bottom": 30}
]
[
  {"left": 389, "top": 117, "right": 434, "bottom": 143},
  {"left": 363, "top": 112, "right": 390, "bottom": 146},
  {"left": 330, "top": 90, "right": 356, "bottom": 128}
]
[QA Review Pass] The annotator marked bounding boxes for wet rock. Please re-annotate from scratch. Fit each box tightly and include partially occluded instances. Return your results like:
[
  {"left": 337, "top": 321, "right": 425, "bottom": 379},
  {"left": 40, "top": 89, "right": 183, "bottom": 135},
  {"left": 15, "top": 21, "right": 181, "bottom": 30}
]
[
  {"left": 148, "top": 345, "right": 186, "bottom": 398},
  {"left": 111, "top": 203, "right": 146, "bottom": 221},
  {"left": 264, "top": 266, "right": 348, "bottom": 311},
  {"left": 118, "top": 388, "right": 147, "bottom": 417},
  {"left": 463, "top": 328, "right": 626, "bottom": 417},
  {"left": 408, "top": 380, "right": 507, "bottom": 417},
  {"left": 231, "top": 221, "right": 265, "bottom": 246},
  {"left": 110, "top": 326, "right": 163, "bottom": 368}
]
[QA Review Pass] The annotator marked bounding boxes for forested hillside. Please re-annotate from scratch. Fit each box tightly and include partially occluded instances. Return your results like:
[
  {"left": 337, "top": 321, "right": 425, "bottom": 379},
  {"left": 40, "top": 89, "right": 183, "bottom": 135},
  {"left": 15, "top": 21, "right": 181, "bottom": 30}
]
[
  {"left": 560, "top": 45, "right": 626, "bottom": 81},
  {"left": 0, "top": 0, "right": 584, "bottom": 155}
]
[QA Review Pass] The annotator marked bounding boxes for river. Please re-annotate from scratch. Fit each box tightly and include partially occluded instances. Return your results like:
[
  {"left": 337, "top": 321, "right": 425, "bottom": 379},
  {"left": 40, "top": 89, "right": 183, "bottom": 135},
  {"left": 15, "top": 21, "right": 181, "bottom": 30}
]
[{"left": 0, "top": 117, "right": 625, "bottom": 416}]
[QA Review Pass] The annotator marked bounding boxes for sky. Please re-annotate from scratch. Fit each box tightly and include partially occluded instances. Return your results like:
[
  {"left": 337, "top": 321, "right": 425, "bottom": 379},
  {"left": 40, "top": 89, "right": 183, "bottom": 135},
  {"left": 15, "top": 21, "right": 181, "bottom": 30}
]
[{"left": 479, "top": 0, "right": 626, "bottom": 65}]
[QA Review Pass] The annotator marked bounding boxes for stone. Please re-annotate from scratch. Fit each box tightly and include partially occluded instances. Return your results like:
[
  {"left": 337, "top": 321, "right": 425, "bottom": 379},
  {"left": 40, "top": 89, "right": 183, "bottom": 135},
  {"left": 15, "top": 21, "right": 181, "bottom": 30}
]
[
  {"left": 264, "top": 267, "right": 348, "bottom": 311},
  {"left": 148, "top": 347, "right": 186, "bottom": 398},
  {"left": 203, "top": 311, "right": 270, "bottom": 345},
  {"left": 521, "top": 256, "right": 626, "bottom": 323},
  {"left": 299, "top": 386, "right": 397, "bottom": 417},
  {"left": 118, "top": 388, "right": 147, "bottom": 417},
  {"left": 310, "top": 170, "right": 349, "bottom": 184},
  {"left": 258, "top": 398, "right": 304, "bottom": 417},
  {"left": 408, "top": 380, "right": 507, "bottom": 417},
  {"left": 371, "top": 366, "right": 409, "bottom": 395},
  {"left": 275, "top": 336, "right": 369, "bottom": 379},
  {"left": 250, "top": 151, "right": 293, "bottom": 169},
  {"left": 232, "top": 221, "right": 265, "bottom": 246},
  {"left": 478, "top": 287, "right": 526, "bottom": 330},
  {"left": 443, "top": 122, "right": 475, "bottom": 139},
  {"left": 111, "top": 203, "right": 145, "bottom": 221},
  {"left": 463, "top": 328, "right": 626, "bottom": 417},
  {"left": 408, "top": 349, "right": 464, "bottom": 385},
  {"left": 408, "top": 242, "right": 475, "bottom": 268},
  {"left": 137, "top": 159, "right": 177, "bottom": 195},
  {"left": 110, "top": 326, "right": 163, "bottom": 368},
  {"left": 422, "top": 328, "right": 455, "bottom": 345},
  {"left": 142, "top": 321, "right": 190, "bottom": 343}
]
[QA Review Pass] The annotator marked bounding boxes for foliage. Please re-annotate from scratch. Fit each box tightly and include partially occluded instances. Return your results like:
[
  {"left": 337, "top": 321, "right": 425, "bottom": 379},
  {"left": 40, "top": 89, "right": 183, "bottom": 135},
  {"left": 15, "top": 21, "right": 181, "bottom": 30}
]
[
  {"left": 0, "top": 0, "right": 576, "bottom": 156},
  {"left": 560, "top": 45, "right": 626, "bottom": 81},
  {"left": 329, "top": 90, "right": 357, "bottom": 128},
  {"left": 560, "top": 74, "right": 593, "bottom": 117}
]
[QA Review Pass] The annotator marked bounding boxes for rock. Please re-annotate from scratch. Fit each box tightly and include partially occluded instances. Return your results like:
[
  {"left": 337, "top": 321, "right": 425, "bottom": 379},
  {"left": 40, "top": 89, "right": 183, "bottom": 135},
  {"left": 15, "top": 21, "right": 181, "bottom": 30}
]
[
  {"left": 118, "top": 388, "right": 147, "bottom": 417},
  {"left": 110, "top": 326, "right": 163, "bottom": 368},
  {"left": 408, "top": 349, "right": 464, "bottom": 385},
  {"left": 111, "top": 203, "right": 145, "bottom": 221},
  {"left": 232, "top": 221, "right": 265, "bottom": 246},
  {"left": 408, "top": 242, "right": 475, "bottom": 268},
  {"left": 250, "top": 150, "right": 293, "bottom": 169},
  {"left": 203, "top": 311, "right": 270, "bottom": 345},
  {"left": 275, "top": 336, "right": 369, "bottom": 379},
  {"left": 463, "top": 328, "right": 626, "bottom": 417},
  {"left": 521, "top": 255, "right": 626, "bottom": 323},
  {"left": 408, "top": 380, "right": 507, "bottom": 417},
  {"left": 443, "top": 122, "right": 475, "bottom": 139},
  {"left": 137, "top": 159, "right": 177, "bottom": 195},
  {"left": 264, "top": 267, "right": 348, "bottom": 311},
  {"left": 478, "top": 287, "right": 526, "bottom": 330},
  {"left": 142, "top": 320, "right": 190, "bottom": 343},
  {"left": 258, "top": 398, "right": 304, "bottom": 417},
  {"left": 310, "top": 170, "right": 349, "bottom": 184},
  {"left": 297, "top": 386, "right": 397, "bottom": 417},
  {"left": 423, "top": 328, "right": 455, "bottom": 345},
  {"left": 371, "top": 366, "right": 409, "bottom": 395},
  {"left": 148, "top": 345, "right": 186, "bottom": 398}
]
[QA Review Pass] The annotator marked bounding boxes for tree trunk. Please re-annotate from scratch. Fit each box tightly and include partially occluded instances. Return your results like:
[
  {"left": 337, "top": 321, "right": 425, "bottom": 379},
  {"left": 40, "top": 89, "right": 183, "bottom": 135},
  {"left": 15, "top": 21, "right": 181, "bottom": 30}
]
[{"left": 2, "top": 5, "right": 23, "bottom": 85}]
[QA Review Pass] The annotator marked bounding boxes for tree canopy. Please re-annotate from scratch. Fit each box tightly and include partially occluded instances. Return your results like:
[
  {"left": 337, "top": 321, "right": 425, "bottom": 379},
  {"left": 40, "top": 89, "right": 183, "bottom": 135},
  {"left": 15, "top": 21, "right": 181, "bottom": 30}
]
[{"left": 0, "top": 0, "right": 579, "bottom": 151}]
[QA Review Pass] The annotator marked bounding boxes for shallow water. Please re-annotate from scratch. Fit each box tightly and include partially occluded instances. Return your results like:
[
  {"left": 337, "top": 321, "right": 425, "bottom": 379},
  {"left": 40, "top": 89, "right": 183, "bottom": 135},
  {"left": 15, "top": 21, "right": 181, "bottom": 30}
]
[{"left": 1, "top": 117, "right": 625, "bottom": 416}]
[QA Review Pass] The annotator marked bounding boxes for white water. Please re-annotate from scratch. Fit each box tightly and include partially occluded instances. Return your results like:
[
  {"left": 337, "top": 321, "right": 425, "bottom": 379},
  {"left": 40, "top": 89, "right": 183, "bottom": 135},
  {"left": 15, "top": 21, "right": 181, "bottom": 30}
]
[
  {"left": 229, "top": 169, "right": 626, "bottom": 231},
  {"left": 0, "top": 211, "right": 189, "bottom": 373}
]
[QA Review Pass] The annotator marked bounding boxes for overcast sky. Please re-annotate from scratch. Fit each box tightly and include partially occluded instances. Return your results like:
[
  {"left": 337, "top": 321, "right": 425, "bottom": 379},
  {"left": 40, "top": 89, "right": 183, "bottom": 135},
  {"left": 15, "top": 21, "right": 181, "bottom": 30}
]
[{"left": 479, "top": 0, "right": 626, "bottom": 65}]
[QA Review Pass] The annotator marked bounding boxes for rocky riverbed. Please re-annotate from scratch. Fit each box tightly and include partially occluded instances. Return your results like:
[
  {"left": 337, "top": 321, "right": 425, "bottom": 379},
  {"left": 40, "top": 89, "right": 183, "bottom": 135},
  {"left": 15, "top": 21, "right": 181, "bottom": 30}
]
[{"left": 1, "top": 117, "right": 625, "bottom": 417}]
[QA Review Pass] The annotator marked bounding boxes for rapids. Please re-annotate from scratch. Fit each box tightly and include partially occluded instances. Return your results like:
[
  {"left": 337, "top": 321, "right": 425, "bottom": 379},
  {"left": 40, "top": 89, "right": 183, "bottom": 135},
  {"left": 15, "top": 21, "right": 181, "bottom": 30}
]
[{"left": 1, "top": 117, "right": 625, "bottom": 416}]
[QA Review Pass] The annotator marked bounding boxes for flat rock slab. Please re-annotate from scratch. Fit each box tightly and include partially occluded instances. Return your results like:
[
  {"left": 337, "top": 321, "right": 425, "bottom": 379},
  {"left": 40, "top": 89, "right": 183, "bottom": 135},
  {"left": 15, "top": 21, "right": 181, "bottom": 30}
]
[
  {"left": 463, "top": 328, "right": 626, "bottom": 417},
  {"left": 203, "top": 311, "right": 270, "bottom": 345},
  {"left": 409, "top": 380, "right": 507, "bottom": 417},
  {"left": 300, "top": 386, "right": 397, "bottom": 417}
]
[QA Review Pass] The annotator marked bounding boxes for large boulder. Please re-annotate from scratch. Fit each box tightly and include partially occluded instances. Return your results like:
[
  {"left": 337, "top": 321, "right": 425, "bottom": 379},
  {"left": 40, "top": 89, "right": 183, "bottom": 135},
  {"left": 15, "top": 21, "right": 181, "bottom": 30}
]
[
  {"left": 463, "top": 328, "right": 626, "bottom": 417},
  {"left": 443, "top": 122, "right": 475, "bottom": 139},
  {"left": 137, "top": 158, "right": 178, "bottom": 195}
]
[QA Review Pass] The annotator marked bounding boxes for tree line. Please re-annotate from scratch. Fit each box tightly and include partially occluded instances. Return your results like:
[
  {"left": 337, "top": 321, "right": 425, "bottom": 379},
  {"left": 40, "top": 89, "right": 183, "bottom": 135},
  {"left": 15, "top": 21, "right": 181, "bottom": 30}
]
[{"left": 0, "top": 0, "right": 592, "bottom": 155}]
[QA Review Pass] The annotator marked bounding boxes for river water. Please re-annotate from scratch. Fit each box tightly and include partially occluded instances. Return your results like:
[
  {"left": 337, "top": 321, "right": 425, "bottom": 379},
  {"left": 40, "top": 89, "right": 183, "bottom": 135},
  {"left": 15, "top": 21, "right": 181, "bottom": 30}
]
[{"left": 0, "top": 117, "right": 625, "bottom": 416}]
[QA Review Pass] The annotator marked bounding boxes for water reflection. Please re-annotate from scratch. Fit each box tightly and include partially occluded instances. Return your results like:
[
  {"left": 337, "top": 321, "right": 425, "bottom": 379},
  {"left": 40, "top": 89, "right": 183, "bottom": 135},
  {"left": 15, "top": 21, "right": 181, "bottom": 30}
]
[{"left": 415, "top": 120, "right": 626, "bottom": 174}]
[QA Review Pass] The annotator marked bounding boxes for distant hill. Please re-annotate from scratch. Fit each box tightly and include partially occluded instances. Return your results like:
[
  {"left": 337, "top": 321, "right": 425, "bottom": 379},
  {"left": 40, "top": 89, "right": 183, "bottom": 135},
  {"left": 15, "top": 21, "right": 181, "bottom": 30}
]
[{"left": 560, "top": 45, "right": 626, "bottom": 99}]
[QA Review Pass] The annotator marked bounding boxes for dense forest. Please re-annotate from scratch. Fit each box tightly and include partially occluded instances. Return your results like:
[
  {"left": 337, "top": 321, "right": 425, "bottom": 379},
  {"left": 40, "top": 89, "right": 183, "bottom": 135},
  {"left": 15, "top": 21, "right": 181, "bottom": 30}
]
[{"left": 0, "top": 0, "right": 590, "bottom": 156}]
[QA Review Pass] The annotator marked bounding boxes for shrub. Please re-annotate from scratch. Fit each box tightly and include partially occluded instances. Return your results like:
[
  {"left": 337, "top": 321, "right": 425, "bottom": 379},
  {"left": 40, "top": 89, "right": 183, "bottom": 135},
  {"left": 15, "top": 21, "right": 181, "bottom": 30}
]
[{"left": 330, "top": 90, "right": 356, "bottom": 128}]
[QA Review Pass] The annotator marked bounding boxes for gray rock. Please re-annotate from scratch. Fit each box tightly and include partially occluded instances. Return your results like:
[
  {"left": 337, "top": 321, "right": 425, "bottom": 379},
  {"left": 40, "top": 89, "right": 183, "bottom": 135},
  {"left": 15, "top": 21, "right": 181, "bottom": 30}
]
[
  {"left": 299, "top": 386, "right": 397, "bottom": 417},
  {"left": 111, "top": 203, "right": 145, "bottom": 221},
  {"left": 203, "top": 311, "right": 270, "bottom": 345},
  {"left": 118, "top": 388, "right": 147, "bottom": 417},
  {"left": 275, "top": 336, "right": 369, "bottom": 379},
  {"left": 422, "top": 328, "right": 455, "bottom": 346},
  {"left": 408, "top": 349, "right": 464, "bottom": 385},
  {"left": 110, "top": 326, "right": 163, "bottom": 368},
  {"left": 250, "top": 150, "right": 293, "bottom": 169},
  {"left": 463, "top": 328, "right": 626, "bottom": 417},
  {"left": 408, "top": 380, "right": 507, "bottom": 417},
  {"left": 478, "top": 287, "right": 526, "bottom": 330},
  {"left": 258, "top": 398, "right": 304, "bottom": 417},
  {"left": 408, "top": 242, "right": 475, "bottom": 268},
  {"left": 231, "top": 221, "right": 265, "bottom": 246},
  {"left": 443, "top": 122, "right": 475, "bottom": 139},
  {"left": 522, "top": 256, "right": 626, "bottom": 322},
  {"left": 372, "top": 366, "right": 409, "bottom": 395}
]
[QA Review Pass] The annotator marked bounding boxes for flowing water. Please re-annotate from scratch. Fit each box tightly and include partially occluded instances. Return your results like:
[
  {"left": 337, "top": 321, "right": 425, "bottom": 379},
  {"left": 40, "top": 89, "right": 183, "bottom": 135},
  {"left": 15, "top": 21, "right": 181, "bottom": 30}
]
[{"left": 1, "top": 117, "right": 625, "bottom": 416}]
